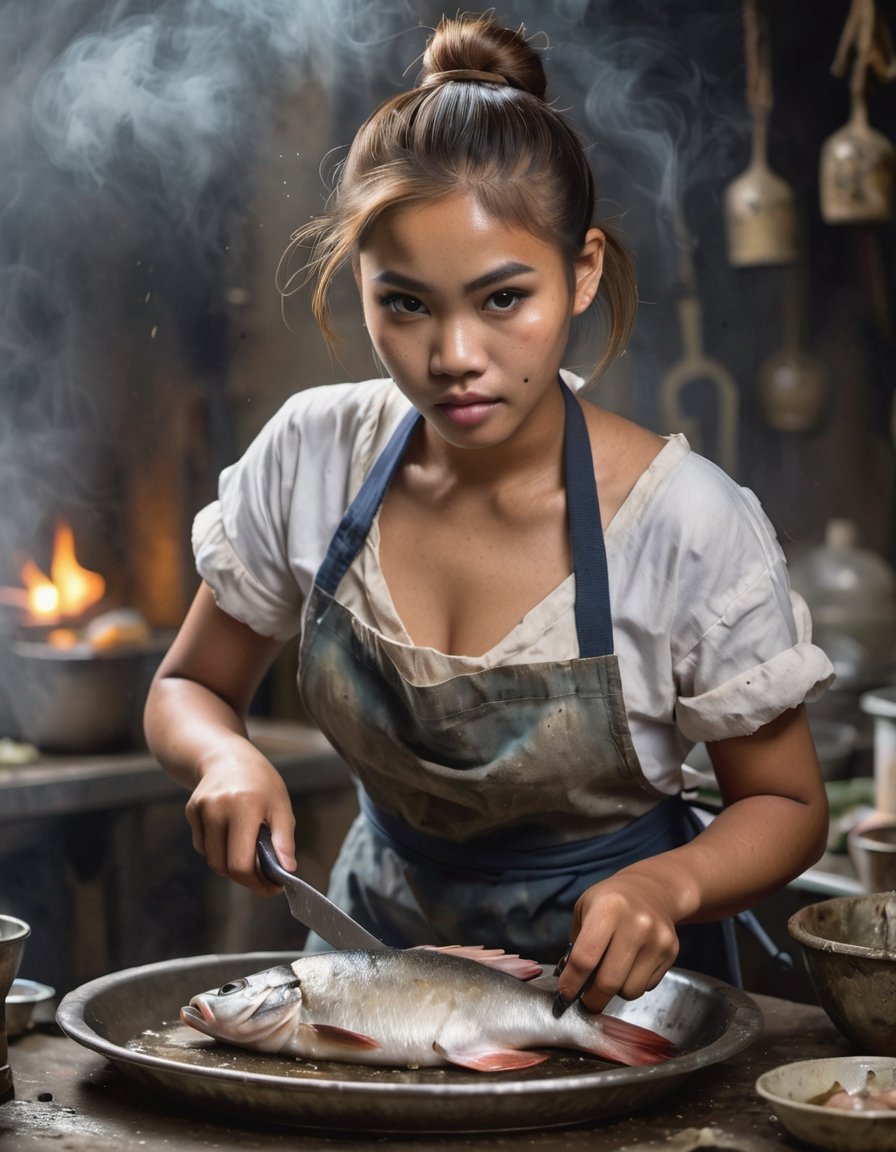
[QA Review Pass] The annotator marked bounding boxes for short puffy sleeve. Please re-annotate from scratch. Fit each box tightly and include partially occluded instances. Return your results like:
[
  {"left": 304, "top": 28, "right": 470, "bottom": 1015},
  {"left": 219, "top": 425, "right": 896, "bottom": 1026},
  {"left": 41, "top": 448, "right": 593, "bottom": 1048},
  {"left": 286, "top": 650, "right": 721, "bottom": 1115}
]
[
  {"left": 664, "top": 459, "right": 835, "bottom": 743},
  {"left": 193, "top": 499, "right": 301, "bottom": 642},
  {"left": 192, "top": 379, "right": 408, "bottom": 642}
]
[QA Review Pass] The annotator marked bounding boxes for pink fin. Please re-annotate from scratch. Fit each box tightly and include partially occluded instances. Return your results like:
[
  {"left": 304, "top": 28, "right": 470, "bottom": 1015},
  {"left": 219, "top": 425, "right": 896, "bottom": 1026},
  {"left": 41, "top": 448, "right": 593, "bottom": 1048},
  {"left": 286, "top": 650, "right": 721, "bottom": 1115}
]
[
  {"left": 308, "top": 1023, "right": 379, "bottom": 1050},
  {"left": 413, "top": 944, "right": 543, "bottom": 981},
  {"left": 433, "top": 1041, "right": 549, "bottom": 1072},
  {"left": 584, "top": 1014, "right": 678, "bottom": 1067}
]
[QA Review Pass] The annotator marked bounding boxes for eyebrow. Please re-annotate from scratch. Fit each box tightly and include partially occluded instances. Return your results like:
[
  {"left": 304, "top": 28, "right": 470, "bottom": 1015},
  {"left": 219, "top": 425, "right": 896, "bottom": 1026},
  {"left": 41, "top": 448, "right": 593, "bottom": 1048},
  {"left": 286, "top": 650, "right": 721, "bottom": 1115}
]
[{"left": 372, "top": 261, "right": 536, "bottom": 296}]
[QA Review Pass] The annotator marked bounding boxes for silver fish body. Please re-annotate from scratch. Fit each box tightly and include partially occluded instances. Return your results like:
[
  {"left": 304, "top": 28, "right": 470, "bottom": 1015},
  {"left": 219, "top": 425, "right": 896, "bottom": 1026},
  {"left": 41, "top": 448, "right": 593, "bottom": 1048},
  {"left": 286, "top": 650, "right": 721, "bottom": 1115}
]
[{"left": 181, "top": 948, "right": 676, "bottom": 1072}]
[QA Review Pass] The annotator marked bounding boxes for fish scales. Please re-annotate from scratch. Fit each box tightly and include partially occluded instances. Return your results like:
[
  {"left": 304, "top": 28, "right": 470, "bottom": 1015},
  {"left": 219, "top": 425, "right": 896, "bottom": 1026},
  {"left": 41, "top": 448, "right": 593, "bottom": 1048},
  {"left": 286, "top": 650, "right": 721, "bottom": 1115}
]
[{"left": 181, "top": 947, "right": 677, "bottom": 1073}]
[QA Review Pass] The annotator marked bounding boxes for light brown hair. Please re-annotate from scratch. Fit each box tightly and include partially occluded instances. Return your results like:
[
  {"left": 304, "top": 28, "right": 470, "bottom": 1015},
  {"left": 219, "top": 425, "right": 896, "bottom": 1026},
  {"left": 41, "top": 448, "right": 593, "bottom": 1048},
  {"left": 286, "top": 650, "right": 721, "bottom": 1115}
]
[{"left": 279, "top": 13, "right": 637, "bottom": 384}]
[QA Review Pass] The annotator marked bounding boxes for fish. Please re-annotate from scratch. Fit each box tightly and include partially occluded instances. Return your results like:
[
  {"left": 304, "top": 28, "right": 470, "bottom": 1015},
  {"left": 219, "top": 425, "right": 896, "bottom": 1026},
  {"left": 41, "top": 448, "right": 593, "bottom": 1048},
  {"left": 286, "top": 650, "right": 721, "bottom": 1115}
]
[{"left": 180, "top": 945, "right": 678, "bottom": 1072}]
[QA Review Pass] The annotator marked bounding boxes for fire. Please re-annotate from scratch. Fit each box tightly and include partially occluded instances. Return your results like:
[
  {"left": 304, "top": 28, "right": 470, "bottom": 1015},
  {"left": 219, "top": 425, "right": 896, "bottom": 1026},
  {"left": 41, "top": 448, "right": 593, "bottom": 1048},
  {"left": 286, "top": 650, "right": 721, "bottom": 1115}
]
[{"left": 18, "top": 521, "right": 106, "bottom": 622}]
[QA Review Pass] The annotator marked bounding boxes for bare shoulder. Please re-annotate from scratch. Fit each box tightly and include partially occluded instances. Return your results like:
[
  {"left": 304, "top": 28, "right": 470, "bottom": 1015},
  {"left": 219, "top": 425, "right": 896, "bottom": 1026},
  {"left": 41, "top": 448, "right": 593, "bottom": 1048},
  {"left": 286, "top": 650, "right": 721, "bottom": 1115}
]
[{"left": 581, "top": 402, "right": 665, "bottom": 526}]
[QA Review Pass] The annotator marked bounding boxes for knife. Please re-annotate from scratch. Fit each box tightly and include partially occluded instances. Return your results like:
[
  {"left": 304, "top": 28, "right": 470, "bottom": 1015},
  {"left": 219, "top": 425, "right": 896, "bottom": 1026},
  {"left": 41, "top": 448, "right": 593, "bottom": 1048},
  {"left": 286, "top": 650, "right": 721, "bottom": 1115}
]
[{"left": 256, "top": 825, "right": 386, "bottom": 952}]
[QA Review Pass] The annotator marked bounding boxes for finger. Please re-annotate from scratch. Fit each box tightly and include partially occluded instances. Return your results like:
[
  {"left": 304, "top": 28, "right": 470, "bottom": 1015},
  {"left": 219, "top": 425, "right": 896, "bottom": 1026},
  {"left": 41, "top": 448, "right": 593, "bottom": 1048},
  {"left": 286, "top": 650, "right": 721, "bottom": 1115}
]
[
  {"left": 581, "top": 937, "right": 678, "bottom": 1013},
  {"left": 270, "top": 814, "right": 298, "bottom": 874},
  {"left": 223, "top": 812, "right": 282, "bottom": 892},
  {"left": 185, "top": 802, "right": 206, "bottom": 859},
  {"left": 556, "top": 932, "right": 610, "bottom": 1005},
  {"left": 200, "top": 819, "right": 231, "bottom": 877}
]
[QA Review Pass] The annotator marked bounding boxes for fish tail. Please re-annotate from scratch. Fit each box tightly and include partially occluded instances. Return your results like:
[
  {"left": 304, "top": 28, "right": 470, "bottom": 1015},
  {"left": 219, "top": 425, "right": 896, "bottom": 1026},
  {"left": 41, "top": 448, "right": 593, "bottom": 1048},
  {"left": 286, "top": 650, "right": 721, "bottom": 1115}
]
[{"left": 583, "top": 1015, "right": 678, "bottom": 1066}]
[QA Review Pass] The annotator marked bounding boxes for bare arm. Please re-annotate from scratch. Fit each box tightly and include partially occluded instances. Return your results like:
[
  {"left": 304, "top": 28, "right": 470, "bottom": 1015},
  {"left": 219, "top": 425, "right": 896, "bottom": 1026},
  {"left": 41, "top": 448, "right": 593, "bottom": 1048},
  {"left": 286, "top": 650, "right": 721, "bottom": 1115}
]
[
  {"left": 558, "top": 705, "right": 829, "bottom": 1010},
  {"left": 144, "top": 581, "right": 295, "bottom": 892}
]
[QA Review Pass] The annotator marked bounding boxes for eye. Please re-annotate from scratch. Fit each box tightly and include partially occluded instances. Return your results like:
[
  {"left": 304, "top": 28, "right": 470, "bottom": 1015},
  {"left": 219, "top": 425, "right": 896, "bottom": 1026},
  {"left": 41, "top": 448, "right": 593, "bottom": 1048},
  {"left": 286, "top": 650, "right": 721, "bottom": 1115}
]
[
  {"left": 485, "top": 289, "right": 525, "bottom": 312},
  {"left": 218, "top": 978, "right": 249, "bottom": 995},
  {"left": 380, "top": 293, "right": 427, "bottom": 315}
]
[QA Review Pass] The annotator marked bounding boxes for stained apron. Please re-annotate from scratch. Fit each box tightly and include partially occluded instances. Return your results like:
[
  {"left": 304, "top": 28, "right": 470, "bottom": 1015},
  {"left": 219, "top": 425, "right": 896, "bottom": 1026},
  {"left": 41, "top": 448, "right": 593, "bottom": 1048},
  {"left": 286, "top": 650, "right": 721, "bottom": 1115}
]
[{"left": 297, "top": 380, "right": 741, "bottom": 982}]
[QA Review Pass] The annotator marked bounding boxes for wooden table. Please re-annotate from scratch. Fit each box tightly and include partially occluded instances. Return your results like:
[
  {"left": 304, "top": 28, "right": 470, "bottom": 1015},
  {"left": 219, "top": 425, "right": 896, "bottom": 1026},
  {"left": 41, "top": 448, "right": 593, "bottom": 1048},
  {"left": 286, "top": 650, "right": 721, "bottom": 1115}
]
[{"left": 0, "top": 994, "right": 855, "bottom": 1151}]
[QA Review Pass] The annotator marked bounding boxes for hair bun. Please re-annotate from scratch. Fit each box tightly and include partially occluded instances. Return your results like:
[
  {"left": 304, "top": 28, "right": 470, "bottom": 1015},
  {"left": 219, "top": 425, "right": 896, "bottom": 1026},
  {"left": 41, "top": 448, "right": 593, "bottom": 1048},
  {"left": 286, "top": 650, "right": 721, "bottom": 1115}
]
[{"left": 418, "top": 14, "right": 547, "bottom": 98}]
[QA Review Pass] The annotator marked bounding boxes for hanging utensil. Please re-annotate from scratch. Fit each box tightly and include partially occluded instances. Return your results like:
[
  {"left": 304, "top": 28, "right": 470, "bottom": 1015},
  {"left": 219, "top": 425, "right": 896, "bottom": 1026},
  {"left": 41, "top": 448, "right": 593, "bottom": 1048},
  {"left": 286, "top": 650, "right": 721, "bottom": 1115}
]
[
  {"left": 724, "top": 0, "right": 798, "bottom": 266},
  {"left": 661, "top": 203, "right": 740, "bottom": 476},
  {"left": 756, "top": 262, "right": 829, "bottom": 431},
  {"left": 820, "top": 0, "right": 896, "bottom": 224}
]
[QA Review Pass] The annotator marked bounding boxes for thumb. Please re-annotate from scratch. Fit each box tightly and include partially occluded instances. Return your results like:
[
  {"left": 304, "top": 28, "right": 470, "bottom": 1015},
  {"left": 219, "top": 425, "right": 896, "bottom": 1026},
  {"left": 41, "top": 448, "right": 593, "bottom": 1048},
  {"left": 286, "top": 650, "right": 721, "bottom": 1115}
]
[{"left": 269, "top": 816, "right": 298, "bottom": 874}]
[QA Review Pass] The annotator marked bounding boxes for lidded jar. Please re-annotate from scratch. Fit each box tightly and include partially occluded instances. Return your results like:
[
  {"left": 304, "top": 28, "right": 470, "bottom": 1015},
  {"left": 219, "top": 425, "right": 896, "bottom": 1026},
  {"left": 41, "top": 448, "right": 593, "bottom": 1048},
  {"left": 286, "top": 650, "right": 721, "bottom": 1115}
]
[{"left": 789, "top": 519, "right": 896, "bottom": 685}]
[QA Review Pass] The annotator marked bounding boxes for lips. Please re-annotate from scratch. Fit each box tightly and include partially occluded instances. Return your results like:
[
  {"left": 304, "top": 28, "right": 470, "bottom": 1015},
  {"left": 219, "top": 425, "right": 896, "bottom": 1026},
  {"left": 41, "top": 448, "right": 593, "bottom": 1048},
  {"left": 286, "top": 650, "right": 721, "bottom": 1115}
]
[{"left": 436, "top": 393, "right": 501, "bottom": 427}]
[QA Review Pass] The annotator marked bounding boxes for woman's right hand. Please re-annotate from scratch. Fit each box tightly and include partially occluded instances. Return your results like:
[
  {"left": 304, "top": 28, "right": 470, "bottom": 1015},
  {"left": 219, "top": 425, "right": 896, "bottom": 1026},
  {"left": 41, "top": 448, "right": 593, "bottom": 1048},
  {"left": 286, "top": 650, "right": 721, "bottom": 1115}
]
[
  {"left": 186, "top": 738, "right": 297, "bottom": 894},
  {"left": 144, "top": 581, "right": 293, "bottom": 894}
]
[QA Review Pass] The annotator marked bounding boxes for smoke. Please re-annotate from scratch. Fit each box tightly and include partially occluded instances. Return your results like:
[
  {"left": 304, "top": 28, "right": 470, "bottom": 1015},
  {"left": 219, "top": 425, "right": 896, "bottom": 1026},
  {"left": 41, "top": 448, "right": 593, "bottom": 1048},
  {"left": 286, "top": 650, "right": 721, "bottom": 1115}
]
[
  {"left": 29, "top": 0, "right": 424, "bottom": 237},
  {"left": 0, "top": 0, "right": 744, "bottom": 583},
  {"left": 0, "top": 0, "right": 427, "bottom": 578},
  {"left": 539, "top": 0, "right": 744, "bottom": 287}
]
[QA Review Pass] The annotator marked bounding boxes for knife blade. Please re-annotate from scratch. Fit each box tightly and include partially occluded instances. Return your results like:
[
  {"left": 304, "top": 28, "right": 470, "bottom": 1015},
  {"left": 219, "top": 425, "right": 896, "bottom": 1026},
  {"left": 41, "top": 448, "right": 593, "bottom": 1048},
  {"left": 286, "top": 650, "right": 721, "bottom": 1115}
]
[{"left": 256, "top": 825, "right": 386, "bottom": 952}]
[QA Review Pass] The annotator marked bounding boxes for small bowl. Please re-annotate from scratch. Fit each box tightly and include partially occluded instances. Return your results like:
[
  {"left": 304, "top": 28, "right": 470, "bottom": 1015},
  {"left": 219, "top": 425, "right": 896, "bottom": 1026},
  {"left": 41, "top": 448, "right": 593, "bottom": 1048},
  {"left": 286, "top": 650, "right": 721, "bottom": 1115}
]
[
  {"left": 5, "top": 978, "right": 55, "bottom": 1037},
  {"left": 848, "top": 821, "right": 896, "bottom": 891},
  {"left": 756, "top": 1056, "right": 896, "bottom": 1151},
  {"left": 788, "top": 894, "right": 896, "bottom": 1054}
]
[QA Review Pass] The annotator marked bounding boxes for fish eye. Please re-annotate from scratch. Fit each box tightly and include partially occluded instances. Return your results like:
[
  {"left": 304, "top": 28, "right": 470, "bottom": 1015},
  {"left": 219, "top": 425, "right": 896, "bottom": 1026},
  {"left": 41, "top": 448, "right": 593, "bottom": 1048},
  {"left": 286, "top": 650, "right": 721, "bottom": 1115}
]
[{"left": 217, "top": 978, "right": 249, "bottom": 995}]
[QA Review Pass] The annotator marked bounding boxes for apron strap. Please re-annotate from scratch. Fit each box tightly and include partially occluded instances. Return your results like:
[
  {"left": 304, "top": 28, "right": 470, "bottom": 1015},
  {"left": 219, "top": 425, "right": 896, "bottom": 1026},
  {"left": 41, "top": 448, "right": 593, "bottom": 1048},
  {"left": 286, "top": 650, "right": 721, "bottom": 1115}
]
[
  {"left": 315, "top": 406, "right": 419, "bottom": 596},
  {"left": 561, "top": 381, "right": 613, "bottom": 657},
  {"left": 313, "top": 380, "right": 613, "bottom": 656}
]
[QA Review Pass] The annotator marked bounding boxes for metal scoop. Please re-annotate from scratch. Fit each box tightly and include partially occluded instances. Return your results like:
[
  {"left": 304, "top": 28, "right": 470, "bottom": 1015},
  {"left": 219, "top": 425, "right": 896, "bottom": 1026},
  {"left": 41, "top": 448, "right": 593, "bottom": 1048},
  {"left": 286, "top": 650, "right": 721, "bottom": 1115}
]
[
  {"left": 821, "top": 0, "right": 896, "bottom": 223},
  {"left": 256, "top": 825, "right": 385, "bottom": 952}
]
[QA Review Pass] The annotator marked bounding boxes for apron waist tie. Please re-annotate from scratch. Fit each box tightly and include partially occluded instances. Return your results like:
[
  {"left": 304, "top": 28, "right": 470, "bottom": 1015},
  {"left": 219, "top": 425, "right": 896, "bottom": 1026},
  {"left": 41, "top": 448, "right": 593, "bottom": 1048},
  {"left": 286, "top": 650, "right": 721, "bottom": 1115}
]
[{"left": 359, "top": 791, "right": 691, "bottom": 880}]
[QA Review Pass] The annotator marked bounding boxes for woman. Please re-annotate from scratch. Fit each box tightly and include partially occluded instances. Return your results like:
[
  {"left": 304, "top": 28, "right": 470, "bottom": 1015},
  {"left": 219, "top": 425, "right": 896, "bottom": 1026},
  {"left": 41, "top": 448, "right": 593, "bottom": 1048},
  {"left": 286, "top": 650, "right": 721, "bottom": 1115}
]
[{"left": 144, "top": 13, "right": 833, "bottom": 1015}]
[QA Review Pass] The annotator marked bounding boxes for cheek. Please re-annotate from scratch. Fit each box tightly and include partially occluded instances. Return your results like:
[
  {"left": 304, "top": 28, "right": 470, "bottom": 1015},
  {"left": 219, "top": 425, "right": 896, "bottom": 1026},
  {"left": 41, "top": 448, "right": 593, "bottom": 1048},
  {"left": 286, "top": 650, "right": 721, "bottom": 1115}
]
[
  {"left": 512, "top": 306, "right": 569, "bottom": 352},
  {"left": 366, "top": 323, "right": 417, "bottom": 374}
]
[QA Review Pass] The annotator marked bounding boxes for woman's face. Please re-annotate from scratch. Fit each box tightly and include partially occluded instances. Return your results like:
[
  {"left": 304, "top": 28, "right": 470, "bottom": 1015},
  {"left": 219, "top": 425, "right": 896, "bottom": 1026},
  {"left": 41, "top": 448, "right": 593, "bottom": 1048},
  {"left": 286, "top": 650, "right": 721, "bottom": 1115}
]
[{"left": 356, "top": 191, "right": 604, "bottom": 451}]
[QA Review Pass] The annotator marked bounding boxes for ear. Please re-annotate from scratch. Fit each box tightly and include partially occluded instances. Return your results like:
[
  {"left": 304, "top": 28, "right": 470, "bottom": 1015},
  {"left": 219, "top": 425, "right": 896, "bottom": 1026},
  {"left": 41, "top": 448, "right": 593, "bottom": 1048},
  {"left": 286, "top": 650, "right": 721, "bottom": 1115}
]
[{"left": 571, "top": 228, "right": 605, "bottom": 316}]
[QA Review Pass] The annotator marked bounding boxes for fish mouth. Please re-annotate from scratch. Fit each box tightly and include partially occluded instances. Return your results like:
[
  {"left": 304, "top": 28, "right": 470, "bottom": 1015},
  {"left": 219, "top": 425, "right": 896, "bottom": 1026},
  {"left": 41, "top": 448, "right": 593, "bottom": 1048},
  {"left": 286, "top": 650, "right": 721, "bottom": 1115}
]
[{"left": 180, "top": 999, "right": 215, "bottom": 1035}]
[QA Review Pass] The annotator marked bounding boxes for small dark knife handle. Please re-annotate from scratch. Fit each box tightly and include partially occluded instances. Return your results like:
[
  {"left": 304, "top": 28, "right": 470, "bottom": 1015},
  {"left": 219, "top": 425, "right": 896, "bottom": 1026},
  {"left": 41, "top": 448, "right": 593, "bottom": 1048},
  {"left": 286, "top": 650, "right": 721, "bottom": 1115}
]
[{"left": 256, "top": 824, "right": 292, "bottom": 886}]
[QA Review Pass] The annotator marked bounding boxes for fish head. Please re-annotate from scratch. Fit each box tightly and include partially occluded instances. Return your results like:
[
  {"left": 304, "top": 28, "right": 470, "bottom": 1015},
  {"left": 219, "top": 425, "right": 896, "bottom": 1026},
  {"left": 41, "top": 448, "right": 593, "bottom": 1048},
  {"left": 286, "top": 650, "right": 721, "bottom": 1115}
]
[{"left": 180, "top": 963, "right": 305, "bottom": 1053}]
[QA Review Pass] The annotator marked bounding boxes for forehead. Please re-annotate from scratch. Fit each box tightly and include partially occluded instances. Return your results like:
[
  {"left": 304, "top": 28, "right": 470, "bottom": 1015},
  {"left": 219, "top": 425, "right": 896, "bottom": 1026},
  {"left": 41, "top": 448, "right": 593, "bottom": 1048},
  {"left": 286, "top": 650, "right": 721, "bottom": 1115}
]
[{"left": 360, "top": 191, "right": 565, "bottom": 278}]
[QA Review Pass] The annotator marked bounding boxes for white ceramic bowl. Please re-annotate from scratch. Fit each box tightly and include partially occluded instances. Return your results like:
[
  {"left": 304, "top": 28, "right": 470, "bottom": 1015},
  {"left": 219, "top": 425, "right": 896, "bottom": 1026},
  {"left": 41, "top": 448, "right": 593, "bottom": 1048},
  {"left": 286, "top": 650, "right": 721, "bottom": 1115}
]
[
  {"left": 5, "top": 978, "right": 55, "bottom": 1037},
  {"left": 756, "top": 1056, "right": 896, "bottom": 1151}
]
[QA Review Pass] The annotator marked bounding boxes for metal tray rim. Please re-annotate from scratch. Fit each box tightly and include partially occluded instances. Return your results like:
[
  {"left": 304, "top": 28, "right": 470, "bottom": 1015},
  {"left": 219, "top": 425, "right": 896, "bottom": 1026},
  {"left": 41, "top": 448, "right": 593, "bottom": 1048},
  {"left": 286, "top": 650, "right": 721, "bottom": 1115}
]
[{"left": 57, "top": 951, "right": 761, "bottom": 1093}]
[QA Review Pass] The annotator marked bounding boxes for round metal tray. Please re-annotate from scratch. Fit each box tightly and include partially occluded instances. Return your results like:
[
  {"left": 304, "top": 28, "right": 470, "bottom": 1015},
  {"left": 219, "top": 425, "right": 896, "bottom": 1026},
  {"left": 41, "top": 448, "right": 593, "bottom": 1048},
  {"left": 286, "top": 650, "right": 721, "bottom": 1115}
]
[{"left": 57, "top": 951, "right": 762, "bottom": 1134}]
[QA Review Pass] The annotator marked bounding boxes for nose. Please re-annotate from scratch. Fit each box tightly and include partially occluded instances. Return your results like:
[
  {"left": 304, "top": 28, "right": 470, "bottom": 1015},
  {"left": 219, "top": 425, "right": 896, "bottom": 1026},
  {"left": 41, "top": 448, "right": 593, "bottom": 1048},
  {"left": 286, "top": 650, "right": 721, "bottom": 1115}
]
[{"left": 429, "top": 315, "right": 487, "bottom": 377}]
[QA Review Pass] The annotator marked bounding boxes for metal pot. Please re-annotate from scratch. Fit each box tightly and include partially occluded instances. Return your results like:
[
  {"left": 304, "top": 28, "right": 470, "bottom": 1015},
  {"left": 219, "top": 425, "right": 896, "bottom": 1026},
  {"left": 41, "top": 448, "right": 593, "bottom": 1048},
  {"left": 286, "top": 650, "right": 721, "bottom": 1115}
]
[{"left": 6, "top": 635, "right": 170, "bottom": 754}]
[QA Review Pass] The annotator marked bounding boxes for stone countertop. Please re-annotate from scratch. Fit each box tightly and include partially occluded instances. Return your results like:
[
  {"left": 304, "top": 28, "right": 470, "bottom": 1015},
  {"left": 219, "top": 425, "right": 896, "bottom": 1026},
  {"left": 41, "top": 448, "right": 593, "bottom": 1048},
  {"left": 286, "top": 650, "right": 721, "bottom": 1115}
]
[
  {"left": 0, "top": 720, "right": 352, "bottom": 820},
  {"left": 0, "top": 994, "right": 855, "bottom": 1151}
]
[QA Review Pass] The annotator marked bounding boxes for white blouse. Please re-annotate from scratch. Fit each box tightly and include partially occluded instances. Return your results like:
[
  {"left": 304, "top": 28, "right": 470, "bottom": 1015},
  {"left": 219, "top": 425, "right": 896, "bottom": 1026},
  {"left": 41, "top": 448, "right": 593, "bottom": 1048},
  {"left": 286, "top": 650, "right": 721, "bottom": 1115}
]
[{"left": 193, "top": 373, "right": 835, "bottom": 794}]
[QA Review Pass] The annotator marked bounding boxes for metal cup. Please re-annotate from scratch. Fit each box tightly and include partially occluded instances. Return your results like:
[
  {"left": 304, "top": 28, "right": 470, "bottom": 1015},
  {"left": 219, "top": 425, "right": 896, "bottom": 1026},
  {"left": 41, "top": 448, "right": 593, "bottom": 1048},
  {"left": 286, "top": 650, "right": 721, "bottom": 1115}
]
[
  {"left": 0, "top": 916, "right": 30, "bottom": 1104},
  {"left": 848, "top": 822, "right": 896, "bottom": 893}
]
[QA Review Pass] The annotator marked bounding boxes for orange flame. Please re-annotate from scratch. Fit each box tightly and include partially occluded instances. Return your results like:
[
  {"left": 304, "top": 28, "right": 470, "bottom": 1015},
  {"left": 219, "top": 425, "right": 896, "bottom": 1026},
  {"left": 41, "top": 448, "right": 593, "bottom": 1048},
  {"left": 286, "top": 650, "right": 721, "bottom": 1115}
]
[{"left": 19, "top": 521, "right": 106, "bottom": 621}]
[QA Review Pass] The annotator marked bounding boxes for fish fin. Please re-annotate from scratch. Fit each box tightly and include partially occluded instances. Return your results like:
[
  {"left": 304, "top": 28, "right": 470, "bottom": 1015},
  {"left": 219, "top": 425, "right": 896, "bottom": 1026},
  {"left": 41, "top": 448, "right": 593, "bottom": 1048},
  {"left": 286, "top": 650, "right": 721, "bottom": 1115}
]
[
  {"left": 412, "top": 944, "right": 543, "bottom": 981},
  {"left": 581, "top": 1014, "right": 678, "bottom": 1066},
  {"left": 433, "top": 1041, "right": 549, "bottom": 1072},
  {"left": 308, "top": 1024, "right": 379, "bottom": 1050}
]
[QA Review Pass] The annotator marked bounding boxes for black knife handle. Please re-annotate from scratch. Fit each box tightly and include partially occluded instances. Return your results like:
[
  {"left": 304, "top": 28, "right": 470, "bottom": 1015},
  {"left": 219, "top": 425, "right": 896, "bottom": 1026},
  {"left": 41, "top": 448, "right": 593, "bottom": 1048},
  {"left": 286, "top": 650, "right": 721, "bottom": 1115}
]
[{"left": 256, "top": 824, "right": 291, "bottom": 885}]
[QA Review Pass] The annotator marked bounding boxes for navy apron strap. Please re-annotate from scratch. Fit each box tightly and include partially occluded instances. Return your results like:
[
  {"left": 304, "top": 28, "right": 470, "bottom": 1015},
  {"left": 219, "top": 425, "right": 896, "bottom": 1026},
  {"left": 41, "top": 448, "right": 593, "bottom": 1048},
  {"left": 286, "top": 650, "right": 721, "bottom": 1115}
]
[
  {"left": 315, "top": 406, "right": 420, "bottom": 596},
  {"left": 560, "top": 380, "right": 613, "bottom": 658}
]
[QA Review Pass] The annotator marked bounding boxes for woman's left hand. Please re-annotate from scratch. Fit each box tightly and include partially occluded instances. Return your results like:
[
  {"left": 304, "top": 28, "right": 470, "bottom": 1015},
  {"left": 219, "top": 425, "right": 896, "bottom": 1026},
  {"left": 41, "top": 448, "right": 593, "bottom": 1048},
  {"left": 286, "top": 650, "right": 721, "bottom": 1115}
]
[
  {"left": 555, "top": 704, "right": 829, "bottom": 1014},
  {"left": 556, "top": 869, "right": 683, "bottom": 1013}
]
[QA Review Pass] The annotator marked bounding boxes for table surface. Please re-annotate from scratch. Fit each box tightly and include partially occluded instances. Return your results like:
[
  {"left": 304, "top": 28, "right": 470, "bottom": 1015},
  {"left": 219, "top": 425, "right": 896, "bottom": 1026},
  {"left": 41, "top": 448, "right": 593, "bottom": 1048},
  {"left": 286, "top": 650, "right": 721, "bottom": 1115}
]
[
  {"left": 0, "top": 993, "right": 856, "bottom": 1151},
  {"left": 0, "top": 720, "right": 351, "bottom": 820}
]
